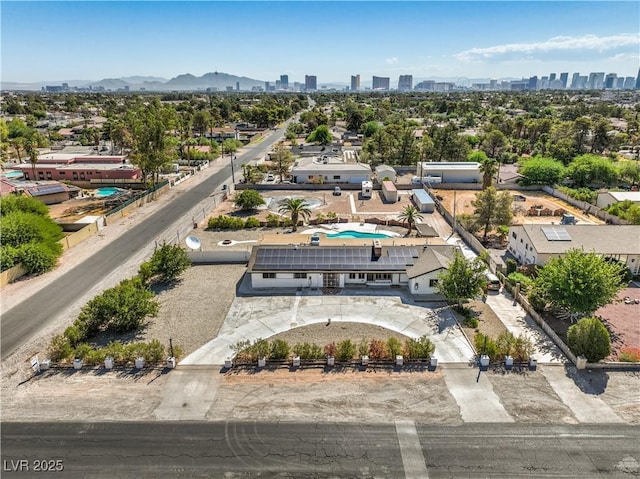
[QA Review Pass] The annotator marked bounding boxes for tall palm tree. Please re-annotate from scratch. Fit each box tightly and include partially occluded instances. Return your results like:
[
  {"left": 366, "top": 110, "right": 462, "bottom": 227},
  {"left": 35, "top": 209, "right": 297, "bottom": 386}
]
[
  {"left": 479, "top": 157, "right": 498, "bottom": 190},
  {"left": 398, "top": 205, "right": 423, "bottom": 236},
  {"left": 27, "top": 141, "right": 39, "bottom": 180},
  {"left": 279, "top": 197, "right": 311, "bottom": 232}
]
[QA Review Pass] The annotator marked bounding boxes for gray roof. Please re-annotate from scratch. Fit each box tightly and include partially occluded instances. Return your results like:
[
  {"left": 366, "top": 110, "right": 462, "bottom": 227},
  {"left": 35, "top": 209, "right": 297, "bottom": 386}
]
[
  {"left": 414, "top": 223, "right": 439, "bottom": 237},
  {"left": 514, "top": 224, "right": 640, "bottom": 255},
  {"left": 405, "top": 245, "right": 456, "bottom": 279}
]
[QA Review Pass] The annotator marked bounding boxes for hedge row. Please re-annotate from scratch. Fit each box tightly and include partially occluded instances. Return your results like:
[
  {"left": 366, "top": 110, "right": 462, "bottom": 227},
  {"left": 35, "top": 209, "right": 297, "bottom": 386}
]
[
  {"left": 232, "top": 336, "right": 436, "bottom": 363},
  {"left": 48, "top": 338, "right": 182, "bottom": 366},
  {"left": 473, "top": 331, "right": 534, "bottom": 362}
]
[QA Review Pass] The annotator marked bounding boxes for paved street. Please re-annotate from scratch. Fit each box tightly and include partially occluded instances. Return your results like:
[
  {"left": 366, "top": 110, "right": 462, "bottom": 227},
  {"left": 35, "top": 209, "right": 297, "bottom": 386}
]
[
  {"left": 2, "top": 422, "right": 638, "bottom": 478},
  {"left": 0, "top": 129, "right": 287, "bottom": 360}
]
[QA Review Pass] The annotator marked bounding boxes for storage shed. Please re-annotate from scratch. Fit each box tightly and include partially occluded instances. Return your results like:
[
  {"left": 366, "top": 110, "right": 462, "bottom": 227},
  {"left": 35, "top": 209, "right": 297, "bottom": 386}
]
[
  {"left": 411, "top": 189, "right": 435, "bottom": 213},
  {"left": 382, "top": 181, "right": 398, "bottom": 203},
  {"left": 375, "top": 165, "right": 397, "bottom": 183}
]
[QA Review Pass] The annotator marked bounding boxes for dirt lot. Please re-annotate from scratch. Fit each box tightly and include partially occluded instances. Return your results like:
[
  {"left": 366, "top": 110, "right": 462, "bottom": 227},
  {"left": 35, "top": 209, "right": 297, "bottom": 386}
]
[
  {"left": 458, "top": 299, "right": 508, "bottom": 349},
  {"left": 596, "top": 286, "right": 640, "bottom": 360},
  {"left": 436, "top": 189, "right": 604, "bottom": 226}
]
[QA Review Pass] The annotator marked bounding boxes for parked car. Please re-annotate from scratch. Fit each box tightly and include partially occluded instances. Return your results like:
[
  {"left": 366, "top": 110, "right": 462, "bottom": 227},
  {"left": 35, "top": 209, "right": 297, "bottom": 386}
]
[{"left": 333, "top": 186, "right": 342, "bottom": 196}]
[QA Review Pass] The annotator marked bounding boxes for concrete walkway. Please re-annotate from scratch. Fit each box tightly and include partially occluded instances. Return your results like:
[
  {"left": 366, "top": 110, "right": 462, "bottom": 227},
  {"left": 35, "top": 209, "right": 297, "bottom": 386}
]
[
  {"left": 153, "top": 369, "right": 221, "bottom": 420},
  {"left": 181, "top": 295, "right": 475, "bottom": 365},
  {"left": 485, "top": 291, "right": 566, "bottom": 364},
  {"left": 442, "top": 368, "right": 514, "bottom": 422}
]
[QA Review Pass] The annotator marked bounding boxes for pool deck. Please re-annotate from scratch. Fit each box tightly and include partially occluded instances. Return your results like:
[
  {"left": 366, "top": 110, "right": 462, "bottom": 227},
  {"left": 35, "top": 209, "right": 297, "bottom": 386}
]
[{"left": 260, "top": 233, "right": 446, "bottom": 247}]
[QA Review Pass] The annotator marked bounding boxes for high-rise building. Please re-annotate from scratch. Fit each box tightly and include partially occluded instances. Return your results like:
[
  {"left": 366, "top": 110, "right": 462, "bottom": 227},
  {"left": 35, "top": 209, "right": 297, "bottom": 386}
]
[
  {"left": 616, "top": 77, "right": 625, "bottom": 89},
  {"left": 372, "top": 76, "right": 390, "bottom": 90},
  {"left": 528, "top": 76, "right": 538, "bottom": 90},
  {"left": 559, "top": 72, "right": 569, "bottom": 89},
  {"left": 635, "top": 68, "right": 640, "bottom": 89},
  {"left": 540, "top": 76, "right": 549, "bottom": 89},
  {"left": 588, "top": 72, "right": 605, "bottom": 89},
  {"left": 398, "top": 75, "right": 413, "bottom": 91},
  {"left": 236, "top": 81, "right": 240, "bottom": 91},
  {"left": 350, "top": 74, "right": 360, "bottom": 91},
  {"left": 305, "top": 75, "right": 317, "bottom": 91},
  {"left": 549, "top": 73, "right": 556, "bottom": 82},
  {"left": 623, "top": 77, "right": 635, "bottom": 89},
  {"left": 604, "top": 73, "right": 617, "bottom": 89},
  {"left": 279, "top": 74, "right": 289, "bottom": 89},
  {"left": 264, "top": 81, "right": 270, "bottom": 91},
  {"left": 570, "top": 73, "right": 580, "bottom": 89}
]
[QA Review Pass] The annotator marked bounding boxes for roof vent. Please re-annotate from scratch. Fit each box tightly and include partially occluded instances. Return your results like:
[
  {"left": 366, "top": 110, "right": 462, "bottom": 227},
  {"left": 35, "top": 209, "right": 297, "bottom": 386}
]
[{"left": 372, "top": 239, "right": 382, "bottom": 259}]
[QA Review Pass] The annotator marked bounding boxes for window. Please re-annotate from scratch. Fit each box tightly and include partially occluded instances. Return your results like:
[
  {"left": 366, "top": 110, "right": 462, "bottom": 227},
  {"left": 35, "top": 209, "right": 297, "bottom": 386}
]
[
  {"left": 38, "top": 172, "right": 44, "bottom": 180},
  {"left": 349, "top": 273, "right": 356, "bottom": 279},
  {"left": 73, "top": 172, "right": 78, "bottom": 180},
  {"left": 512, "top": 232, "right": 517, "bottom": 239},
  {"left": 520, "top": 238, "right": 523, "bottom": 243},
  {"left": 59, "top": 171, "right": 66, "bottom": 175},
  {"left": 46, "top": 172, "right": 52, "bottom": 180},
  {"left": 333, "top": 175, "right": 340, "bottom": 180},
  {"left": 80, "top": 172, "right": 85, "bottom": 180},
  {"left": 294, "top": 273, "right": 307, "bottom": 279},
  {"left": 262, "top": 273, "right": 276, "bottom": 279},
  {"left": 429, "top": 279, "right": 439, "bottom": 287},
  {"left": 358, "top": 273, "right": 365, "bottom": 279}
]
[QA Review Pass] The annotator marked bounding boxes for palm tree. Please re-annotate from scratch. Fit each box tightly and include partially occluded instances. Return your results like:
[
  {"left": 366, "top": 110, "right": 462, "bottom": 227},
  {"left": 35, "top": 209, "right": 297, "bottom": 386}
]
[
  {"left": 398, "top": 205, "right": 423, "bottom": 236},
  {"left": 479, "top": 157, "right": 498, "bottom": 190},
  {"left": 26, "top": 141, "right": 39, "bottom": 180},
  {"left": 279, "top": 197, "right": 311, "bottom": 232}
]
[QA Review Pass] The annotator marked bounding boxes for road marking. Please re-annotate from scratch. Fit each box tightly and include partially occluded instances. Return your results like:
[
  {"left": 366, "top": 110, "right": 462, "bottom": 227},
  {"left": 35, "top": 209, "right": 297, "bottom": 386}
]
[{"left": 395, "top": 420, "right": 429, "bottom": 479}]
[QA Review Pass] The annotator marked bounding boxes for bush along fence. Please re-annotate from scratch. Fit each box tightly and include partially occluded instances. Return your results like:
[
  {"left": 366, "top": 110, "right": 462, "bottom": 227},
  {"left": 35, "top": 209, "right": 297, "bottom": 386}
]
[
  {"left": 227, "top": 336, "right": 438, "bottom": 369},
  {"left": 542, "top": 186, "right": 629, "bottom": 225}
]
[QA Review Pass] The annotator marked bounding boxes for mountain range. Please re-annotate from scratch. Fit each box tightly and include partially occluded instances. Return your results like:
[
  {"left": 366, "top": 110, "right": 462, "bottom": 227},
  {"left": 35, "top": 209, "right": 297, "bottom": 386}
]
[{"left": 1, "top": 72, "right": 510, "bottom": 91}]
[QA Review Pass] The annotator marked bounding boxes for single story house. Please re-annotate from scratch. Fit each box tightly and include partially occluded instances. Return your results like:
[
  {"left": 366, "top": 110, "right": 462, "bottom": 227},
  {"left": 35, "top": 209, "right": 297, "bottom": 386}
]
[
  {"left": 507, "top": 224, "right": 640, "bottom": 275},
  {"left": 18, "top": 181, "right": 81, "bottom": 204},
  {"left": 15, "top": 163, "right": 141, "bottom": 184},
  {"left": 291, "top": 157, "right": 372, "bottom": 184},
  {"left": 596, "top": 191, "right": 640, "bottom": 209},
  {"left": 411, "top": 189, "right": 435, "bottom": 213},
  {"left": 418, "top": 162, "right": 481, "bottom": 183},
  {"left": 248, "top": 242, "right": 456, "bottom": 295},
  {"left": 375, "top": 165, "right": 397, "bottom": 183}
]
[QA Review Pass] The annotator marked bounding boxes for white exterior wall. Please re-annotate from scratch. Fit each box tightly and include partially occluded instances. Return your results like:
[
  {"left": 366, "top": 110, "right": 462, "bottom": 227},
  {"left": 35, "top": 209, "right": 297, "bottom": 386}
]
[
  {"left": 408, "top": 271, "right": 442, "bottom": 295},
  {"left": 415, "top": 198, "right": 435, "bottom": 213},
  {"left": 596, "top": 192, "right": 616, "bottom": 209},
  {"left": 382, "top": 182, "right": 398, "bottom": 203},
  {"left": 251, "top": 272, "right": 321, "bottom": 288},
  {"left": 291, "top": 167, "right": 372, "bottom": 184},
  {"left": 507, "top": 228, "right": 539, "bottom": 265}
]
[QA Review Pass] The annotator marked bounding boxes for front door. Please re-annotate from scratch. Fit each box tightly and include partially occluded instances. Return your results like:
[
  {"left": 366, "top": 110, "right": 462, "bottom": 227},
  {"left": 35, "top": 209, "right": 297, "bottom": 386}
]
[{"left": 323, "top": 273, "right": 340, "bottom": 288}]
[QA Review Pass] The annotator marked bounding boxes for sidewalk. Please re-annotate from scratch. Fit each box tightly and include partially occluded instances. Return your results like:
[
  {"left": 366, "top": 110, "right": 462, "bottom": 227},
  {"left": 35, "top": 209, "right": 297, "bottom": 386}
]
[{"left": 485, "top": 290, "right": 566, "bottom": 364}]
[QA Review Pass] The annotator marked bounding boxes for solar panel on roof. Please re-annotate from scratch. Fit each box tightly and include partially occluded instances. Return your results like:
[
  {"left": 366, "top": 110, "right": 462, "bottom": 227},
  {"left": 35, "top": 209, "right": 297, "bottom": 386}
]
[{"left": 541, "top": 226, "right": 572, "bottom": 241}]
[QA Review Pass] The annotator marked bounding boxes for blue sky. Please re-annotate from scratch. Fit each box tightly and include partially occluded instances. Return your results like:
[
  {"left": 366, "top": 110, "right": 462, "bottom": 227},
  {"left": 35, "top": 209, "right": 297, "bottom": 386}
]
[{"left": 2, "top": 1, "right": 638, "bottom": 84}]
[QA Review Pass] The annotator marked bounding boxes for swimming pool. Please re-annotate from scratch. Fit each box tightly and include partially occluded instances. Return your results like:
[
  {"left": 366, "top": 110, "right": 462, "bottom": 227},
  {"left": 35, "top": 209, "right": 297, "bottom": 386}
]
[
  {"left": 3, "top": 171, "right": 23, "bottom": 178},
  {"left": 95, "top": 187, "right": 120, "bottom": 197},
  {"left": 326, "top": 231, "right": 391, "bottom": 239}
]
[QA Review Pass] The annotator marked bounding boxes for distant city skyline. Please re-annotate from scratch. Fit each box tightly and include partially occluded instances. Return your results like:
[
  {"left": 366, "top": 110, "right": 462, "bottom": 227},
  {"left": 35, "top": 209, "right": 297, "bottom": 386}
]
[{"left": 2, "top": 1, "right": 639, "bottom": 84}]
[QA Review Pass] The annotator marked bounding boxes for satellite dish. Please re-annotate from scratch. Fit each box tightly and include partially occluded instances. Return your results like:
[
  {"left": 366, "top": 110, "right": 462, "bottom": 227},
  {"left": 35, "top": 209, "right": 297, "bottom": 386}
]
[{"left": 185, "top": 236, "right": 201, "bottom": 250}]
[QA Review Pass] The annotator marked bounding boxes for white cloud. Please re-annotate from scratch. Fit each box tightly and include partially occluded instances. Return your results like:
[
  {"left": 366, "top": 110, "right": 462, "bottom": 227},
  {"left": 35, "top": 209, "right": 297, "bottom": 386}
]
[
  {"left": 385, "top": 57, "right": 399, "bottom": 65},
  {"left": 455, "top": 34, "right": 640, "bottom": 62}
]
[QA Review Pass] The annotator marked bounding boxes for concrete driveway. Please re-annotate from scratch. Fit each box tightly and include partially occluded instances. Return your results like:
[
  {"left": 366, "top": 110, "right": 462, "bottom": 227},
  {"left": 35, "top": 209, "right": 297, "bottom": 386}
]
[{"left": 181, "top": 294, "right": 475, "bottom": 365}]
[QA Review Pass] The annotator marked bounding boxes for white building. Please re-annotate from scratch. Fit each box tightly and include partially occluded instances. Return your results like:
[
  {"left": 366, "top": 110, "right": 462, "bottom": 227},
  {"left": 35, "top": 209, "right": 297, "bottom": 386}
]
[
  {"left": 375, "top": 164, "right": 397, "bottom": 183},
  {"left": 381, "top": 180, "right": 398, "bottom": 203},
  {"left": 248, "top": 242, "right": 456, "bottom": 295},
  {"left": 411, "top": 189, "right": 435, "bottom": 213},
  {"left": 596, "top": 191, "right": 640, "bottom": 209},
  {"left": 291, "top": 156, "right": 372, "bottom": 184},
  {"left": 418, "top": 162, "right": 481, "bottom": 183},
  {"left": 507, "top": 224, "right": 640, "bottom": 275}
]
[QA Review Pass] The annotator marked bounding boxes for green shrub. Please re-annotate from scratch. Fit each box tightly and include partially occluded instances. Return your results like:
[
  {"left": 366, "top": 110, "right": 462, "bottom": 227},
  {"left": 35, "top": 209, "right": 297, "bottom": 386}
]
[
  {"left": 505, "top": 259, "right": 518, "bottom": 275},
  {"left": 84, "top": 348, "right": 107, "bottom": 365},
  {"left": 567, "top": 317, "right": 611, "bottom": 363},
  {"left": 474, "top": 333, "right": 498, "bottom": 361},
  {"left": 293, "top": 342, "right": 324, "bottom": 360},
  {"left": 270, "top": 339, "right": 291, "bottom": 360},
  {"left": 0, "top": 195, "right": 49, "bottom": 217},
  {"left": 357, "top": 338, "right": 369, "bottom": 357},
  {"left": 495, "top": 331, "right": 533, "bottom": 361},
  {"left": 17, "top": 242, "right": 58, "bottom": 274},
  {"left": 386, "top": 337, "right": 403, "bottom": 358},
  {"left": 252, "top": 339, "right": 270, "bottom": 360},
  {"left": 463, "top": 317, "right": 479, "bottom": 328},
  {"left": 147, "top": 243, "right": 191, "bottom": 283},
  {"left": 266, "top": 213, "right": 281, "bottom": 228},
  {"left": 104, "top": 341, "right": 128, "bottom": 364},
  {"left": 234, "top": 189, "right": 265, "bottom": 211},
  {"left": 48, "top": 334, "right": 73, "bottom": 362},
  {"left": 527, "top": 289, "right": 547, "bottom": 312},
  {"left": 336, "top": 339, "right": 356, "bottom": 361},
  {"left": 618, "top": 347, "right": 640, "bottom": 363},
  {"left": 0, "top": 245, "right": 18, "bottom": 271},
  {"left": 244, "top": 216, "right": 260, "bottom": 228},
  {"left": 63, "top": 324, "right": 84, "bottom": 347},
  {"left": 404, "top": 336, "right": 435, "bottom": 360},
  {"left": 207, "top": 215, "right": 245, "bottom": 230},
  {"left": 507, "top": 272, "right": 534, "bottom": 293},
  {"left": 73, "top": 343, "right": 94, "bottom": 361},
  {"left": 141, "top": 339, "right": 165, "bottom": 363}
]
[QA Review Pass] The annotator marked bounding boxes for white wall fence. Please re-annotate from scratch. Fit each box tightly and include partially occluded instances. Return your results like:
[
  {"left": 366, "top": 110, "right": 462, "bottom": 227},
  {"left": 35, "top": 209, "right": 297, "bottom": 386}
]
[
  {"left": 542, "top": 186, "right": 629, "bottom": 225},
  {"left": 188, "top": 250, "right": 251, "bottom": 264}
]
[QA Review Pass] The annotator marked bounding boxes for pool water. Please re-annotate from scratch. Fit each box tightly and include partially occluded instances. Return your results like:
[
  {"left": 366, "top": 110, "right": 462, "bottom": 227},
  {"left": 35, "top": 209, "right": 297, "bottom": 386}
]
[
  {"left": 3, "top": 171, "right": 23, "bottom": 178},
  {"left": 326, "top": 231, "right": 391, "bottom": 239},
  {"left": 95, "top": 187, "right": 120, "bottom": 197}
]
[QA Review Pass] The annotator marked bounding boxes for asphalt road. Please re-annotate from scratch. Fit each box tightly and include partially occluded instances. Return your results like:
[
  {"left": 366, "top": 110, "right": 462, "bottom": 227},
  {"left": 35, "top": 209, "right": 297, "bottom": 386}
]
[
  {"left": 2, "top": 422, "right": 638, "bottom": 478},
  {"left": 0, "top": 128, "right": 287, "bottom": 360}
]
